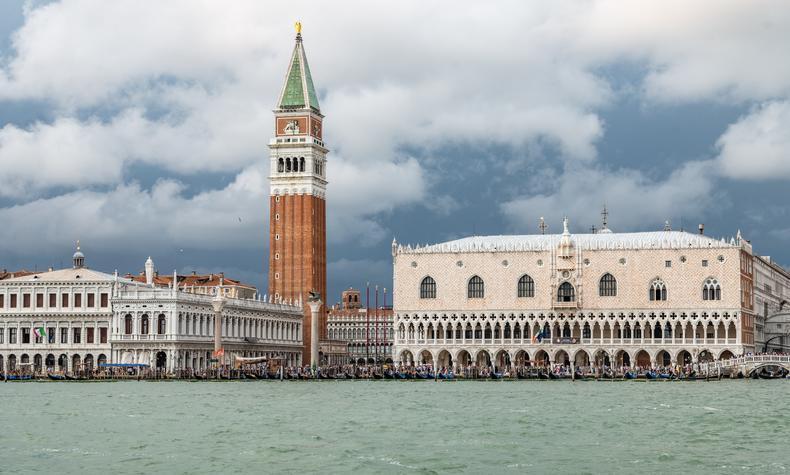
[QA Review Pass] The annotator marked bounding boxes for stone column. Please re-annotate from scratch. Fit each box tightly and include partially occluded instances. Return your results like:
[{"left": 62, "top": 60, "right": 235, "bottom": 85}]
[
  {"left": 308, "top": 299, "right": 322, "bottom": 370},
  {"left": 212, "top": 291, "right": 226, "bottom": 366},
  {"left": 735, "top": 317, "right": 742, "bottom": 345}
]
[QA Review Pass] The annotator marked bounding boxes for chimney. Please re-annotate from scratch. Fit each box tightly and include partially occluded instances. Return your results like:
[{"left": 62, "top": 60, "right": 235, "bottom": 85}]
[{"left": 698, "top": 223, "right": 704, "bottom": 235}]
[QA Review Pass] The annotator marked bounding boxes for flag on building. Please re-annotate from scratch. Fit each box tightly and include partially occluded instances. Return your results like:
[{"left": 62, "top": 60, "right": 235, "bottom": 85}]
[
  {"left": 212, "top": 348, "right": 224, "bottom": 357},
  {"left": 34, "top": 327, "right": 47, "bottom": 339}
]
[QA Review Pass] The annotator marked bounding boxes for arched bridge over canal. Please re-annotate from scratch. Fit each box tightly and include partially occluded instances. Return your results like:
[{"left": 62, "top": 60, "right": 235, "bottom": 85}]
[{"left": 699, "top": 355, "right": 790, "bottom": 377}]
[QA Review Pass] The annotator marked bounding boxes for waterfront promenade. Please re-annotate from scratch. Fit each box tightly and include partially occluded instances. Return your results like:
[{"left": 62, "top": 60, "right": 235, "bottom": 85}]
[{"left": 6, "top": 353, "right": 789, "bottom": 381}]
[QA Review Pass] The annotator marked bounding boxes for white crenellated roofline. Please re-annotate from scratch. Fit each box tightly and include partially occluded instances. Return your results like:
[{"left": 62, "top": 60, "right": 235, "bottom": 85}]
[{"left": 394, "top": 230, "right": 749, "bottom": 255}]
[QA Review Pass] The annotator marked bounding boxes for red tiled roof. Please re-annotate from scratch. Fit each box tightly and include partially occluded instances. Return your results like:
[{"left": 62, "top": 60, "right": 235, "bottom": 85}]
[
  {"left": 124, "top": 272, "right": 256, "bottom": 290},
  {"left": 0, "top": 269, "right": 40, "bottom": 280}
]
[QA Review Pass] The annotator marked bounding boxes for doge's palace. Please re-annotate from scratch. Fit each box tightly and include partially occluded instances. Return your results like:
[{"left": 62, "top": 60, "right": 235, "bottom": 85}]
[{"left": 393, "top": 219, "right": 758, "bottom": 370}]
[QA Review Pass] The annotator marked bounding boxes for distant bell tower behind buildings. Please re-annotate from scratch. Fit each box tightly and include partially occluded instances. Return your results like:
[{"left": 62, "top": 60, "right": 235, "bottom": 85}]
[{"left": 268, "top": 23, "right": 328, "bottom": 365}]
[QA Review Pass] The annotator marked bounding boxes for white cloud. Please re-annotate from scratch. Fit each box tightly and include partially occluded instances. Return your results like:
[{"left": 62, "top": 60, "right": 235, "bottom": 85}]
[
  {"left": 0, "top": 2, "right": 617, "bottom": 195},
  {"left": 501, "top": 161, "right": 718, "bottom": 233},
  {"left": 716, "top": 101, "right": 790, "bottom": 180},
  {"left": 575, "top": 1, "right": 790, "bottom": 103},
  {"left": 327, "top": 156, "right": 425, "bottom": 245},
  {"left": 0, "top": 88, "right": 273, "bottom": 197},
  {"left": 0, "top": 165, "right": 269, "bottom": 256}
]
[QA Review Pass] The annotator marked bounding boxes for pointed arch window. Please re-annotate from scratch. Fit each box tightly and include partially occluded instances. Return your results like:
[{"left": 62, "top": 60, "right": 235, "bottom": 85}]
[
  {"left": 557, "top": 282, "right": 575, "bottom": 302},
  {"left": 420, "top": 276, "right": 436, "bottom": 299},
  {"left": 599, "top": 273, "right": 617, "bottom": 296},
  {"left": 468, "top": 275, "right": 484, "bottom": 299},
  {"left": 649, "top": 278, "right": 667, "bottom": 301},
  {"left": 517, "top": 274, "right": 535, "bottom": 298},
  {"left": 703, "top": 278, "right": 721, "bottom": 301},
  {"left": 277, "top": 158, "right": 284, "bottom": 173}
]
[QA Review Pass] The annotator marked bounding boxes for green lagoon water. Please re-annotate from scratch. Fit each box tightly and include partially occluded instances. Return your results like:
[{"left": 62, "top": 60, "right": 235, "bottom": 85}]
[{"left": 1, "top": 380, "right": 788, "bottom": 474}]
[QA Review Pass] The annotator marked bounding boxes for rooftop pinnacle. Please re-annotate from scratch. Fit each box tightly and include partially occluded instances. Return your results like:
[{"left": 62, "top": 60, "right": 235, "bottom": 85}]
[{"left": 277, "top": 23, "right": 321, "bottom": 113}]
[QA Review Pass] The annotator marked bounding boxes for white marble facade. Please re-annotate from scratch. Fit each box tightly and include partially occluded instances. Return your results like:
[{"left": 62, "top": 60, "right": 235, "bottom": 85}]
[
  {"left": 393, "top": 222, "right": 759, "bottom": 369},
  {"left": 0, "top": 250, "right": 116, "bottom": 374},
  {"left": 1, "top": 249, "right": 305, "bottom": 375},
  {"left": 111, "top": 283, "right": 304, "bottom": 372}
]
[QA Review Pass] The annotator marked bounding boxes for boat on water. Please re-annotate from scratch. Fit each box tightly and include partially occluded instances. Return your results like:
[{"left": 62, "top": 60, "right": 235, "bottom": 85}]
[
  {"left": 574, "top": 370, "right": 591, "bottom": 381},
  {"left": 47, "top": 374, "right": 66, "bottom": 381},
  {"left": 624, "top": 371, "right": 637, "bottom": 380},
  {"left": 757, "top": 369, "right": 785, "bottom": 379},
  {"left": 6, "top": 374, "right": 33, "bottom": 381},
  {"left": 645, "top": 371, "right": 658, "bottom": 380}
]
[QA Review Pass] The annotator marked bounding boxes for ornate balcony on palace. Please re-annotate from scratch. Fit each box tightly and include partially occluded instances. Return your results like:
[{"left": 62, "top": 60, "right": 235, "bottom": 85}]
[{"left": 395, "top": 337, "right": 739, "bottom": 347}]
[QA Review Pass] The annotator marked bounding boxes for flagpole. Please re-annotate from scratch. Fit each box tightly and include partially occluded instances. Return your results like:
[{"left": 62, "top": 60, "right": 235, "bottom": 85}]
[
  {"left": 365, "top": 282, "right": 370, "bottom": 365},
  {"left": 383, "top": 287, "right": 387, "bottom": 363},
  {"left": 375, "top": 285, "right": 379, "bottom": 367}
]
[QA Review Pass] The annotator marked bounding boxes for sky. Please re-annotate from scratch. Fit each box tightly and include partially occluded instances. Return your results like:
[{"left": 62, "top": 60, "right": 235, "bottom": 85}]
[{"left": 1, "top": 1, "right": 790, "bottom": 305}]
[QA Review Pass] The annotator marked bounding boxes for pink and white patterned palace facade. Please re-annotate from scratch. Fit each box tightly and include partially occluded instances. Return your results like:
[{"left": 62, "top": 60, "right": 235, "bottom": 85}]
[{"left": 392, "top": 220, "right": 761, "bottom": 370}]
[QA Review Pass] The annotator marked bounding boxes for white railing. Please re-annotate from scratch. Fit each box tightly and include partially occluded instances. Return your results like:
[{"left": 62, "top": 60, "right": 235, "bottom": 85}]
[{"left": 699, "top": 355, "right": 790, "bottom": 373}]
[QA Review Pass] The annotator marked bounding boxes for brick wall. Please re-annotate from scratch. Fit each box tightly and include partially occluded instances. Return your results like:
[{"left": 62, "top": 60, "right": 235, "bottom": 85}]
[{"left": 269, "top": 194, "right": 326, "bottom": 363}]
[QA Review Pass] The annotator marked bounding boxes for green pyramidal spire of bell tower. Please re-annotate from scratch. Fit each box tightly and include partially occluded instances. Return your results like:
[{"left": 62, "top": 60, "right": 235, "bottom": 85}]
[{"left": 277, "top": 27, "right": 321, "bottom": 113}]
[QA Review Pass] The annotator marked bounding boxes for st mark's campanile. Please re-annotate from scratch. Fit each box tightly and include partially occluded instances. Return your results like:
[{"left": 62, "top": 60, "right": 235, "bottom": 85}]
[{"left": 268, "top": 24, "right": 327, "bottom": 365}]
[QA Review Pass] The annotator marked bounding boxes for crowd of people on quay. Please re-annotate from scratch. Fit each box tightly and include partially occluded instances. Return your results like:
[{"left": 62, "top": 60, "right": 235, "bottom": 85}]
[
  {"left": 6, "top": 351, "right": 790, "bottom": 381},
  {"left": 209, "top": 362, "right": 716, "bottom": 381}
]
